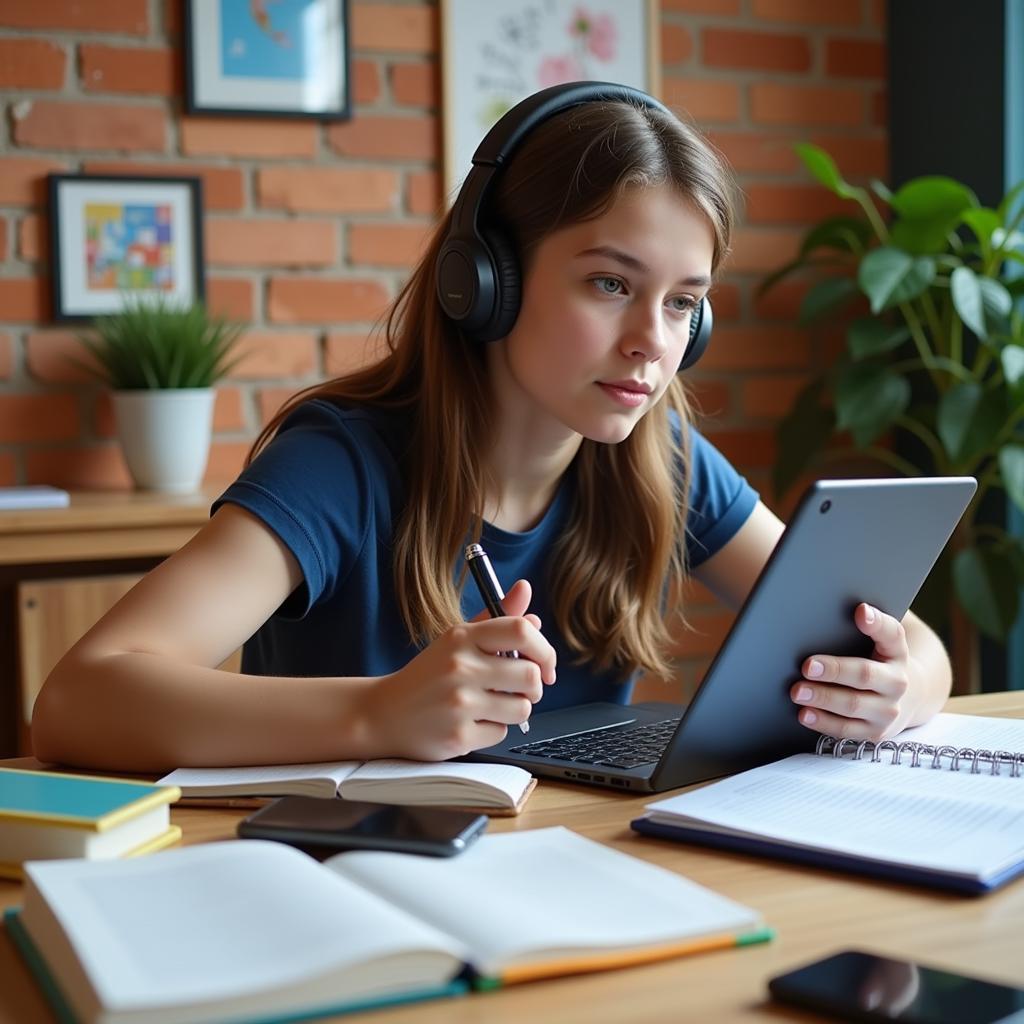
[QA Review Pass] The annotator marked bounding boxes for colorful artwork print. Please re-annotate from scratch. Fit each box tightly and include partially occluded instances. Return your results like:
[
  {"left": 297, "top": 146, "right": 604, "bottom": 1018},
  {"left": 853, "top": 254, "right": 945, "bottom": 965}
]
[
  {"left": 219, "top": 0, "right": 309, "bottom": 81},
  {"left": 443, "top": 0, "right": 651, "bottom": 196},
  {"left": 540, "top": 7, "right": 618, "bottom": 87},
  {"left": 84, "top": 203, "right": 175, "bottom": 292},
  {"left": 477, "top": 3, "right": 629, "bottom": 131}
]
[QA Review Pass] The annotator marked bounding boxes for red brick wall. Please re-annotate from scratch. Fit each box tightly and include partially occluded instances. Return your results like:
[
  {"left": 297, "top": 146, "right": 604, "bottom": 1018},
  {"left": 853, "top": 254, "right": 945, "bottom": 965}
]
[
  {"left": 0, "top": 0, "right": 886, "bottom": 686},
  {"left": 652, "top": 0, "right": 887, "bottom": 695}
]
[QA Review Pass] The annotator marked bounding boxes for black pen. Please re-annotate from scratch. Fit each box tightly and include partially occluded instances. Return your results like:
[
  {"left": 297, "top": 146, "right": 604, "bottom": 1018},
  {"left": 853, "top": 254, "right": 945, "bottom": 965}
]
[{"left": 464, "top": 542, "right": 529, "bottom": 734}]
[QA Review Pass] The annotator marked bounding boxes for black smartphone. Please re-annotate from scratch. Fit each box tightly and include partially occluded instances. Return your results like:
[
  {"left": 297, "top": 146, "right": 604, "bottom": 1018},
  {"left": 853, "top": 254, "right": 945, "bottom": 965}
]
[
  {"left": 768, "top": 950, "right": 1024, "bottom": 1024},
  {"left": 237, "top": 796, "right": 488, "bottom": 857}
]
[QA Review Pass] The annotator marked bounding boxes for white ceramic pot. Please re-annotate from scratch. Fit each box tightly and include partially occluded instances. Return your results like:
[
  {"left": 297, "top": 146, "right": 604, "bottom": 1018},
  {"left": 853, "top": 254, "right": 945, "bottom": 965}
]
[{"left": 112, "top": 389, "right": 216, "bottom": 493}]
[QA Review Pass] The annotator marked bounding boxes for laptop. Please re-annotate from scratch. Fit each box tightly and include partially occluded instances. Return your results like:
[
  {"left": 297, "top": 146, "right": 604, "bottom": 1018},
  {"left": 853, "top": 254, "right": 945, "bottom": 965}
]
[{"left": 465, "top": 477, "right": 977, "bottom": 793}]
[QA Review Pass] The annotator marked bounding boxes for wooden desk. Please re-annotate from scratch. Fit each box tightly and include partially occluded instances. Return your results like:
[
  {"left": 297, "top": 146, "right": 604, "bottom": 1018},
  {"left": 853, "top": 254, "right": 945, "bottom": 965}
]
[
  {"left": 0, "top": 489, "right": 219, "bottom": 758},
  {"left": 0, "top": 489, "right": 217, "bottom": 565},
  {"left": 2, "top": 692, "right": 1022, "bottom": 1024}
]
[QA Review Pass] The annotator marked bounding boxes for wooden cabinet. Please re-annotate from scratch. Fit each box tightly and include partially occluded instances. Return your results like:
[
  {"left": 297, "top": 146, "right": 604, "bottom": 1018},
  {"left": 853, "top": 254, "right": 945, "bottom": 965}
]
[
  {"left": 0, "top": 490, "right": 220, "bottom": 758},
  {"left": 16, "top": 575, "right": 145, "bottom": 753}
]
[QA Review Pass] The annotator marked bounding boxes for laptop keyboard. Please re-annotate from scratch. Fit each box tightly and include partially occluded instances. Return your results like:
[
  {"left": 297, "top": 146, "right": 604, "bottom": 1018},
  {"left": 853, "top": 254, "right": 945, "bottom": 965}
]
[{"left": 508, "top": 717, "right": 681, "bottom": 770}]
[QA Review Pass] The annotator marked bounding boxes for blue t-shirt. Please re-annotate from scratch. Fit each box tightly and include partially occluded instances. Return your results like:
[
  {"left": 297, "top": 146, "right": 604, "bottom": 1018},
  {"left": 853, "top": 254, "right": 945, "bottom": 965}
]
[{"left": 214, "top": 399, "right": 758, "bottom": 710}]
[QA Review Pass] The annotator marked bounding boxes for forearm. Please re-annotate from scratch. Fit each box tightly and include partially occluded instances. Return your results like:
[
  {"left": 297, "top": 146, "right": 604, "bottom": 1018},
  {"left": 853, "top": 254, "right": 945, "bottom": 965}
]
[
  {"left": 903, "top": 611, "right": 952, "bottom": 727},
  {"left": 31, "top": 651, "right": 380, "bottom": 773}
]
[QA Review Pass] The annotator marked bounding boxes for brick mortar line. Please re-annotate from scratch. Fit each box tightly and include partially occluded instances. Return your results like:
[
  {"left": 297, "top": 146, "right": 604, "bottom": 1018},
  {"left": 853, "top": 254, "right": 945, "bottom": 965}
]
[
  {"left": 0, "top": 31, "right": 155, "bottom": 45},
  {"left": 4, "top": 90, "right": 175, "bottom": 107}
]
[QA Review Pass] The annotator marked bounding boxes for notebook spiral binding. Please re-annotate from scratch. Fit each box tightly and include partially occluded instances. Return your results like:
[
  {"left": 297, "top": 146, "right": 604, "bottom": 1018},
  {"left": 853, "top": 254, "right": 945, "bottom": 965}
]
[{"left": 814, "top": 735, "right": 1024, "bottom": 777}]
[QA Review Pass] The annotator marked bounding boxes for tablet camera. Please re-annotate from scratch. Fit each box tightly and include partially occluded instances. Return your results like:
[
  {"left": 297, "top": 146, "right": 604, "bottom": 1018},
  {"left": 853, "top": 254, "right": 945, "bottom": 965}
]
[{"left": 819, "top": 500, "right": 831, "bottom": 514}]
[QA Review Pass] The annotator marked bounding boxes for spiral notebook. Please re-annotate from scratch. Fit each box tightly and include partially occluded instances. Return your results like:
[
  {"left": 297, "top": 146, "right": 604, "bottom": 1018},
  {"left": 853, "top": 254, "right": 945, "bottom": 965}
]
[{"left": 631, "top": 713, "right": 1024, "bottom": 894}]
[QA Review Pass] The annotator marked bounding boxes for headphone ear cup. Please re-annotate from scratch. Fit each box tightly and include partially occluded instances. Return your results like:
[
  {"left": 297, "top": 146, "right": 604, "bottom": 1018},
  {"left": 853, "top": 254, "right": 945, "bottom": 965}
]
[
  {"left": 473, "top": 229, "right": 521, "bottom": 343},
  {"left": 678, "top": 296, "right": 713, "bottom": 372}
]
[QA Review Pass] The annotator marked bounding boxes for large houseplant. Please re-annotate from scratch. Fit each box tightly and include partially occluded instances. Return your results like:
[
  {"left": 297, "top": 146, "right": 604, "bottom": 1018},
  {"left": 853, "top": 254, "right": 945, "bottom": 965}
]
[
  {"left": 80, "top": 297, "right": 243, "bottom": 493},
  {"left": 761, "top": 145, "right": 1024, "bottom": 667}
]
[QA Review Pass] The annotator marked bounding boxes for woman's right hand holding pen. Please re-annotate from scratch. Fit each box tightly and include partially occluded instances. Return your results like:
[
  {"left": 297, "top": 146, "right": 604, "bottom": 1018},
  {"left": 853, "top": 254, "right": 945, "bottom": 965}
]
[{"left": 358, "top": 579, "right": 557, "bottom": 761}]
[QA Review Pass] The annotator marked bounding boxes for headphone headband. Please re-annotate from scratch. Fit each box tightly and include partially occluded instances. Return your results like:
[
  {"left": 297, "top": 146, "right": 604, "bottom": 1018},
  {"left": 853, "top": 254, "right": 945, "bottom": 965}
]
[
  {"left": 436, "top": 81, "right": 713, "bottom": 371},
  {"left": 473, "top": 82, "right": 671, "bottom": 168},
  {"left": 449, "top": 82, "right": 669, "bottom": 239}
]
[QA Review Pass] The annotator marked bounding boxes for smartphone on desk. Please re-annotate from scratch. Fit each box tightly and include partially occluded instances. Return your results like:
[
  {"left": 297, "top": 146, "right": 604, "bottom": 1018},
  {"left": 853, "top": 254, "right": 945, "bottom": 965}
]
[
  {"left": 768, "top": 950, "right": 1024, "bottom": 1024},
  {"left": 237, "top": 796, "right": 488, "bottom": 857}
]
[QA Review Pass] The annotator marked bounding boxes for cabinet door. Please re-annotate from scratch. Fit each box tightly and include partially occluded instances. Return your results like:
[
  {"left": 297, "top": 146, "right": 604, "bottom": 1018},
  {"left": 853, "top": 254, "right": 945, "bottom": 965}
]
[{"left": 17, "top": 575, "right": 242, "bottom": 753}]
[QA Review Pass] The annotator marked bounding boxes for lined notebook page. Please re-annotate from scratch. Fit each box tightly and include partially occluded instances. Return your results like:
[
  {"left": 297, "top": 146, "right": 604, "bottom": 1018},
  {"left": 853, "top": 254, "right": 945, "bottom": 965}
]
[
  {"left": 892, "top": 712, "right": 1024, "bottom": 749},
  {"left": 647, "top": 754, "right": 1024, "bottom": 878}
]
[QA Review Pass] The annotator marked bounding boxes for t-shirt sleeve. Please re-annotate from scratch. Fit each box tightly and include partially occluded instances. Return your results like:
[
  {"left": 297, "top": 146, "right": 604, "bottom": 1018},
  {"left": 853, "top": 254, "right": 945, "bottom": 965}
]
[
  {"left": 685, "top": 426, "right": 759, "bottom": 568},
  {"left": 212, "top": 401, "right": 372, "bottom": 618}
]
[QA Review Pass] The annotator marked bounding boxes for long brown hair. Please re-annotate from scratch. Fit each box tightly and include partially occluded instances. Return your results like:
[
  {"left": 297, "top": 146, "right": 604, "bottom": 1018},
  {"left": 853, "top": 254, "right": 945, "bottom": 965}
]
[{"left": 251, "top": 100, "right": 736, "bottom": 679}]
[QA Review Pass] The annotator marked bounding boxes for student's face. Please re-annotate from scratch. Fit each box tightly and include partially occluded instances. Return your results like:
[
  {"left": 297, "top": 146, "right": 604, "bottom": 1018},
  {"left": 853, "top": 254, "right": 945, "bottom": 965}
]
[{"left": 495, "top": 183, "right": 715, "bottom": 445}]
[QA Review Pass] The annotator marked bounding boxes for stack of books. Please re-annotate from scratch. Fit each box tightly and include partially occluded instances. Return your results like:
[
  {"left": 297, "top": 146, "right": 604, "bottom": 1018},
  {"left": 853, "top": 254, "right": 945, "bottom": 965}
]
[{"left": 0, "top": 767, "right": 181, "bottom": 879}]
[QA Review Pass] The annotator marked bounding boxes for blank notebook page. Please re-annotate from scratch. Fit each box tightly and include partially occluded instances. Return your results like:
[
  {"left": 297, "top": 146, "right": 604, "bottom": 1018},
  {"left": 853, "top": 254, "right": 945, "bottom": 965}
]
[
  {"left": 328, "top": 826, "right": 760, "bottom": 972},
  {"left": 345, "top": 760, "right": 531, "bottom": 797},
  {"left": 158, "top": 762, "right": 360, "bottom": 791},
  {"left": 26, "top": 840, "right": 460, "bottom": 1010}
]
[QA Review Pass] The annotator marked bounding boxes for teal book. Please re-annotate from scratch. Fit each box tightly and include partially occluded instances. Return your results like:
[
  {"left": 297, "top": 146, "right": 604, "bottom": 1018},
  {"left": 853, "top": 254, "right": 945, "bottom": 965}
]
[
  {"left": 5, "top": 828, "right": 768, "bottom": 1024},
  {"left": 0, "top": 767, "right": 180, "bottom": 878}
]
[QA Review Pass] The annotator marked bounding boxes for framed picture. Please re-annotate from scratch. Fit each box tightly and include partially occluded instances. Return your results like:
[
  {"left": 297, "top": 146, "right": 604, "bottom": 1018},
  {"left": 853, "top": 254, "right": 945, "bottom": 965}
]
[
  {"left": 48, "top": 174, "right": 205, "bottom": 323},
  {"left": 184, "top": 0, "right": 351, "bottom": 120},
  {"left": 440, "top": 0, "right": 660, "bottom": 198}
]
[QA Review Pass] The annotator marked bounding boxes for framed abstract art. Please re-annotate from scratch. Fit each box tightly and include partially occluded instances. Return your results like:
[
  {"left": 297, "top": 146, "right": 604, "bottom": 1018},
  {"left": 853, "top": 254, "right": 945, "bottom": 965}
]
[
  {"left": 48, "top": 174, "right": 205, "bottom": 323},
  {"left": 184, "top": 0, "right": 351, "bottom": 120},
  {"left": 440, "top": 0, "right": 660, "bottom": 198}
]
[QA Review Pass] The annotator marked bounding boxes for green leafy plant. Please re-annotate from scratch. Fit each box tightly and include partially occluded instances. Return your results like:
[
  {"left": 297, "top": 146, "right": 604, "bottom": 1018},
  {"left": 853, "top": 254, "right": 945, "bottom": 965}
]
[
  {"left": 761, "top": 144, "right": 1024, "bottom": 641},
  {"left": 79, "top": 296, "right": 244, "bottom": 390}
]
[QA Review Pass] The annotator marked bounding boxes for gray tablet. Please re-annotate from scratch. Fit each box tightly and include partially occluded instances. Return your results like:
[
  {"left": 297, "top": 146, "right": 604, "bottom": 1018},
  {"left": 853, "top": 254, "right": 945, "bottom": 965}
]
[
  {"left": 468, "top": 476, "right": 976, "bottom": 793},
  {"left": 650, "top": 475, "right": 977, "bottom": 789}
]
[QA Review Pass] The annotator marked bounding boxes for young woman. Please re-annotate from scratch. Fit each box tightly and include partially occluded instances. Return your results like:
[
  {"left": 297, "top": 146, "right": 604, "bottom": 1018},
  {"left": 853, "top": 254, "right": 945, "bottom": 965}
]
[{"left": 32, "top": 85, "right": 952, "bottom": 772}]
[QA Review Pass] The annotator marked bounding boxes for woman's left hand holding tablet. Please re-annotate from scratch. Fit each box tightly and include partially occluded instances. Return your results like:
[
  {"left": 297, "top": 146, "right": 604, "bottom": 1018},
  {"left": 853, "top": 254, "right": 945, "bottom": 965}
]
[
  {"left": 357, "top": 580, "right": 557, "bottom": 761},
  {"left": 790, "top": 603, "right": 919, "bottom": 742}
]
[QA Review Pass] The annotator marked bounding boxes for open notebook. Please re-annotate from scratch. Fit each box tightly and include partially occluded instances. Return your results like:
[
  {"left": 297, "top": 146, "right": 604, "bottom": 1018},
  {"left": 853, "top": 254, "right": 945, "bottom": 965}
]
[
  {"left": 158, "top": 759, "right": 536, "bottom": 815},
  {"left": 632, "top": 713, "right": 1024, "bottom": 894},
  {"left": 6, "top": 827, "right": 770, "bottom": 1024}
]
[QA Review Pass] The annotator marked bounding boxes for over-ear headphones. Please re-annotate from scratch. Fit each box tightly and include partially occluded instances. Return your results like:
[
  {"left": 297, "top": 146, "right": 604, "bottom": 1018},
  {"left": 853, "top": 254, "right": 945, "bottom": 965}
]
[{"left": 435, "top": 81, "right": 713, "bottom": 373}]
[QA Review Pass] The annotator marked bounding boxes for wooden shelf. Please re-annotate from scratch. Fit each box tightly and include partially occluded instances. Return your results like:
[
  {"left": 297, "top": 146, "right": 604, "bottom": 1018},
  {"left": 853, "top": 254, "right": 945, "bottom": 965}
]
[{"left": 0, "top": 489, "right": 220, "bottom": 565}]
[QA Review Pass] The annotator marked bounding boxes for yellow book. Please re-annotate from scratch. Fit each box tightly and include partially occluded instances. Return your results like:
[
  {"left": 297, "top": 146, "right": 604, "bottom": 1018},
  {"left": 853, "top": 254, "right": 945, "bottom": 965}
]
[{"left": 0, "top": 767, "right": 180, "bottom": 878}]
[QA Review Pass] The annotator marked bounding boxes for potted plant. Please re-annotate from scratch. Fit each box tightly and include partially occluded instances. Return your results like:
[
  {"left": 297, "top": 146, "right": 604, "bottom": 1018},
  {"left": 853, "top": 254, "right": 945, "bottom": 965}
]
[
  {"left": 760, "top": 145, "right": 1024, "bottom": 684},
  {"left": 80, "top": 297, "right": 243, "bottom": 493}
]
